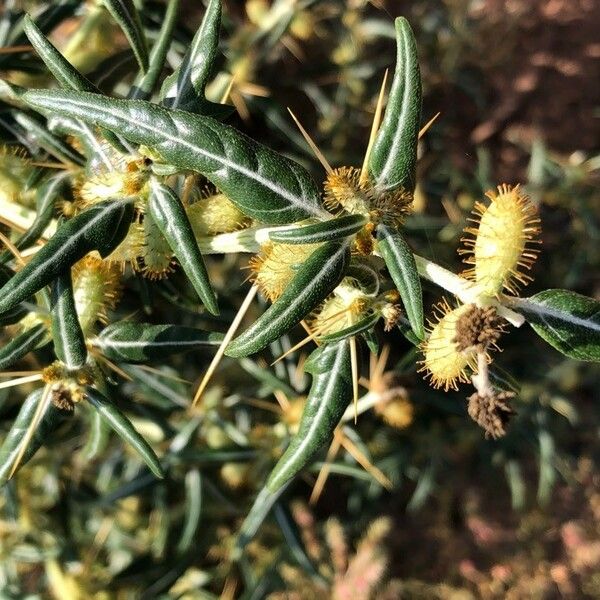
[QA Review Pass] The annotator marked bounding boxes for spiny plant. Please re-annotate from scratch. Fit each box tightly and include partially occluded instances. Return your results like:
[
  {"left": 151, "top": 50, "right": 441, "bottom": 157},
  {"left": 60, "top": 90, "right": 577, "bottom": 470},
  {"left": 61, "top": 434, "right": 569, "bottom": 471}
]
[{"left": 0, "top": 0, "right": 598, "bottom": 592}]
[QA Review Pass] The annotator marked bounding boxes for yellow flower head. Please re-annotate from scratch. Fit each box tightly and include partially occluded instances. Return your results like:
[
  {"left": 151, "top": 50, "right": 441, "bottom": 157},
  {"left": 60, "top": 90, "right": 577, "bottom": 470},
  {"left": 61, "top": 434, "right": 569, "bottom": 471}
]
[
  {"left": 72, "top": 254, "right": 122, "bottom": 332},
  {"left": 460, "top": 184, "right": 540, "bottom": 297},
  {"left": 323, "top": 166, "right": 413, "bottom": 229},
  {"left": 249, "top": 242, "right": 318, "bottom": 301},
  {"left": 186, "top": 192, "right": 251, "bottom": 236},
  {"left": 420, "top": 302, "right": 506, "bottom": 392},
  {"left": 75, "top": 157, "right": 149, "bottom": 210},
  {"left": 308, "top": 288, "right": 368, "bottom": 338},
  {"left": 42, "top": 363, "right": 94, "bottom": 410},
  {"left": 419, "top": 301, "right": 478, "bottom": 392}
]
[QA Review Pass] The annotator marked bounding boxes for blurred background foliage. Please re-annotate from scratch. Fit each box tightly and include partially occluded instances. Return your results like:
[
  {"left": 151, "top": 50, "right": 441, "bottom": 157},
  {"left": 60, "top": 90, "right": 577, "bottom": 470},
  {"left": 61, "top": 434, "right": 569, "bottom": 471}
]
[{"left": 0, "top": 0, "right": 598, "bottom": 597}]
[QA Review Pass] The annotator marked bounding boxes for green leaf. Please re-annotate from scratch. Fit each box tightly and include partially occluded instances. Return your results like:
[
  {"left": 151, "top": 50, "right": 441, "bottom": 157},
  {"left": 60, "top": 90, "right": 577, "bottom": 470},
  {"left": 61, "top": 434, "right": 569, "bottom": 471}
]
[
  {"left": 233, "top": 485, "right": 288, "bottom": 559},
  {"left": 85, "top": 387, "right": 164, "bottom": 478},
  {"left": 2, "top": 0, "right": 80, "bottom": 49},
  {"left": 176, "top": 469, "right": 202, "bottom": 554},
  {"left": 346, "top": 261, "right": 381, "bottom": 296},
  {"left": 50, "top": 272, "right": 87, "bottom": 369},
  {"left": 0, "top": 80, "right": 28, "bottom": 109},
  {"left": 510, "top": 289, "right": 600, "bottom": 362},
  {"left": 0, "top": 174, "right": 65, "bottom": 264},
  {"left": 130, "top": 0, "right": 180, "bottom": 100},
  {"left": 148, "top": 181, "right": 219, "bottom": 314},
  {"left": 369, "top": 17, "right": 422, "bottom": 193},
  {"left": 267, "top": 339, "right": 352, "bottom": 492},
  {"left": 226, "top": 241, "right": 350, "bottom": 357},
  {"left": 24, "top": 90, "right": 326, "bottom": 224},
  {"left": 0, "top": 323, "right": 48, "bottom": 370},
  {"left": 0, "top": 200, "right": 133, "bottom": 316},
  {"left": 160, "top": 0, "right": 221, "bottom": 111},
  {"left": 101, "top": 0, "right": 149, "bottom": 73},
  {"left": 92, "top": 321, "right": 223, "bottom": 363},
  {"left": 23, "top": 15, "right": 100, "bottom": 93},
  {"left": 0, "top": 272, "right": 29, "bottom": 327},
  {"left": 0, "top": 389, "right": 69, "bottom": 486},
  {"left": 239, "top": 358, "right": 296, "bottom": 398},
  {"left": 23, "top": 15, "right": 127, "bottom": 154},
  {"left": 268, "top": 214, "right": 367, "bottom": 245},
  {"left": 319, "top": 312, "right": 380, "bottom": 343},
  {"left": 11, "top": 110, "right": 85, "bottom": 166},
  {"left": 376, "top": 224, "right": 424, "bottom": 339}
]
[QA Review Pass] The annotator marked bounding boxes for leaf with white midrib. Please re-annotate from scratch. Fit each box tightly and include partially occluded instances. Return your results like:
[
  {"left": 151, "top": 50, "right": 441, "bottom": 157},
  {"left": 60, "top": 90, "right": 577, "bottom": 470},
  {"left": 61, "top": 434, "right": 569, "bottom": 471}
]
[
  {"left": 509, "top": 289, "right": 600, "bottom": 362},
  {"left": 225, "top": 241, "right": 350, "bottom": 357},
  {"left": 24, "top": 90, "right": 327, "bottom": 225}
]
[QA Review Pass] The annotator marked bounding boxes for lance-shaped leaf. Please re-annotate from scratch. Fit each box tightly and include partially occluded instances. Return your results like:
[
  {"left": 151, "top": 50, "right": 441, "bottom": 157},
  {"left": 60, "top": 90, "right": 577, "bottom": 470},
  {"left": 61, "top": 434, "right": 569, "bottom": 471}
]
[
  {"left": 130, "top": 0, "right": 180, "bottom": 100},
  {"left": 24, "top": 15, "right": 100, "bottom": 94},
  {"left": 11, "top": 110, "right": 85, "bottom": 166},
  {"left": 346, "top": 262, "right": 381, "bottom": 296},
  {"left": 233, "top": 485, "right": 288, "bottom": 560},
  {"left": 0, "top": 80, "right": 28, "bottom": 109},
  {"left": 509, "top": 290, "right": 600, "bottom": 362},
  {"left": 2, "top": 0, "right": 80, "bottom": 49},
  {"left": 148, "top": 181, "right": 219, "bottom": 315},
  {"left": 0, "top": 174, "right": 65, "bottom": 265},
  {"left": 226, "top": 241, "right": 350, "bottom": 357},
  {"left": 160, "top": 0, "right": 221, "bottom": 111},
  {"left": 376, "top": 224, "right": 424, "bottom": 340},
  {"left": 0, "top": 323, "right": 48, "bottom": 370},
  {"left": 50, "top": 272, "right": 87, "bottom": 369},
  {"left": 0, "top": 200, "right": 133, "bottom": 316},
  {"left": 0, "top": 266, "right": 29, "bottom": 326},
  {"left": 101, "top": 0, "right": 149, "bottom": 73},
  {"left": 23, "top": 15, "right": 126, "bottom": 153},
  {"left": 369, "top": 17, "right": 422, "bottom": 193},
  {"left": 85, "top": 387, "right": 164, "bottom": 478},
  {"left": 0, "top": 389, "right": 70, "bottom": 486},
  {"left": 24, "top": 90, "right": 326, "bottom": 224},
  {"left": 267, "top": 339, "right": 352, "bottom": 492},
  {"left": 319, "top": 313, "right": 380, "bottom": 343},
  {"left": 268, "top": 214, "right": 367, "bottom": 245},
  {"left": 91, "top": 321, "right": 223, "bottom": 363}
]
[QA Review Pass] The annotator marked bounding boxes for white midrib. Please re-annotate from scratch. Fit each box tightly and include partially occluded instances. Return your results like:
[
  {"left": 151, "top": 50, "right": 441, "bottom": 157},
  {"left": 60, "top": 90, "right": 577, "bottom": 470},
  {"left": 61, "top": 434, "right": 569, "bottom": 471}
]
[
  {"left": 256, "top": 244, "right": 348, "bottom": 337},
  {"left": 94, "top": 338, "right": 211, "bottom": 349},
  {"left": 284, "top": 345, "right": 347, "bottom": 463},
  {"left": 509, "top": 298, "right": 600, "bottom": 333},
  {"left": 376, "top": 30, "right": 412, "bottom": 185},
  {"left": 41, "top": 95, "right": 326, "bottom": 218},
  {"left": 0, "top": 203, "right": 124, "bottom": 308}
]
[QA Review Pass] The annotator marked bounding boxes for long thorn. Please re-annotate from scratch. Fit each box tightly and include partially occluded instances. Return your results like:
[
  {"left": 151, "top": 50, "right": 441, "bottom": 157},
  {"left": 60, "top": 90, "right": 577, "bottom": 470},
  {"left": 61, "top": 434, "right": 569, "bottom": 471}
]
[
  {"left": 192, "top": 285, "right": 258, "bottom": 407},
  {"left": 373, "top": 344, "right": 390, "bottom": 383},
  {"left": 0, "top": 45, "right": 33, "bottom": 54},
  {"left": 8, "top": 384, "right": 52, "bottom": 479},
  {"left": 336, "top": 430, "right": 393, "bottom": 490},
  {"left": 271, "top": 311, "right": 348, "bottom": 365},
  {"left": 220, "top": 75, "right": 235, "bottom": 104},
  {"left": 0, "top": 231, "right": 25, "bottom": 266},
  {"left": 0, "top": 371, "right": 41, "bottom": 378},
  {"left": 418, "top": 111, "right": 441, "bottom": 139},
  {"left": 273, "top": 390, "right": 291, "bottom": 412},
  {"left": 287, "top": 108, "right": 333, "bottom": 174},
  {"left": 92, "top": 351, "right": 133, "bottom": 381},
  {"left": 0, "top": 373, "right": 43, "bottom": 389},
  {"left": 360, "top": 68, "right": 388, "bottom": 185},
  {"left": 309, "top": 434, "right": 342, "bottom": 505}
]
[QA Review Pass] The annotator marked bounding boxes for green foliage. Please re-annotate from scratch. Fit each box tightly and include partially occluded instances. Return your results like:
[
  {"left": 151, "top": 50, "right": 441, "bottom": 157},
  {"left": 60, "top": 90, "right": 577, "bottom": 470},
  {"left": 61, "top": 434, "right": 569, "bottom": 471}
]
[
  {"left": 511, "top": 290, "right": 600, "bottom": 361},
  {"left": 0, "top": 1, "right": 597, "bottom": 596}
]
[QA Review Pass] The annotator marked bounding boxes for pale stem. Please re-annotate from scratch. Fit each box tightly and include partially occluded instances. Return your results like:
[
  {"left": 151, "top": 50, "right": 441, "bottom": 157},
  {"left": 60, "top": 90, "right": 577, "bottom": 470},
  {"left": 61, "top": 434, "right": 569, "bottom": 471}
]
[{"left": 471, "top": 351, "right": 493, "bottom": 397}]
